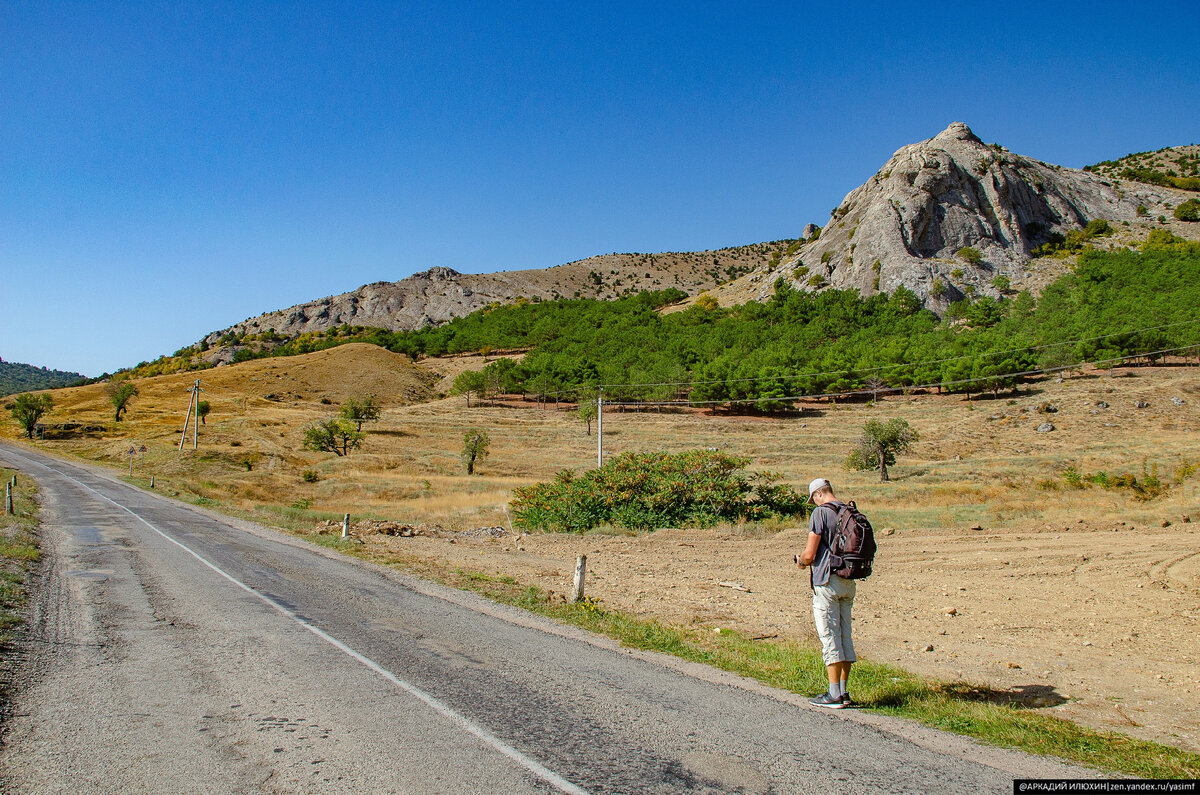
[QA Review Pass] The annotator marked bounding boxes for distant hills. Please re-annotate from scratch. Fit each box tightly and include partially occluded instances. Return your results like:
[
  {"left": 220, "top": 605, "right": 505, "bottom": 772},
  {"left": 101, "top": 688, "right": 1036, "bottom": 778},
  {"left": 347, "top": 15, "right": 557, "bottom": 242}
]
[
  {"left": 0, "top": 359, "right": 86, "bottom": 397},
  {"left": 1085, "top": 144, "right": 1200, "bottom": 192}
]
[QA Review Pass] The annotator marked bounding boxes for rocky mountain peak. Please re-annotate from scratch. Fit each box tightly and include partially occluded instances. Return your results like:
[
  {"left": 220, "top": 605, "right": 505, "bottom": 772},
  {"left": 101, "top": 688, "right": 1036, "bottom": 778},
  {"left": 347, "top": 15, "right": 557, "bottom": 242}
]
[
  {"left": 932, "top": 121, "right": 982, "bottom": 145},
  {"left": 710, "top": 122, "right": 1185, "bottom": 309}
]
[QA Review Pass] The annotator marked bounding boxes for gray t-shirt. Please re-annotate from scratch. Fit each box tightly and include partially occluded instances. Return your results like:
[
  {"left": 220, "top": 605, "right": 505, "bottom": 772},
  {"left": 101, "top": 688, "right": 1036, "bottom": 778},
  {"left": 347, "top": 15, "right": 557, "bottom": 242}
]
[{"left": 808, "top": 501, "right": 843, "bottom": 588}]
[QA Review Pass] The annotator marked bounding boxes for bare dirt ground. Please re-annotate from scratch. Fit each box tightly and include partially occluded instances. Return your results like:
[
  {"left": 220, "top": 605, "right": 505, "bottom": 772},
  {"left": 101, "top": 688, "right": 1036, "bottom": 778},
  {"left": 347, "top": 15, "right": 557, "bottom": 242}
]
[
  {"left": 369, "top": 515, "right": 1199, "bottom": 753},
  {"left": 5, "top": 346, "right": 1199, "bottom": 753}
]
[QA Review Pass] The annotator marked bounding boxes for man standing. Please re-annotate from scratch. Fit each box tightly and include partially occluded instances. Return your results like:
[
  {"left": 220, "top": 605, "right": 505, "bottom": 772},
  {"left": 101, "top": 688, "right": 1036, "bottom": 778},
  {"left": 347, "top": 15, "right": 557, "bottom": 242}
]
[{"left": 797, "top": 478, "right": 856, "bottom": 708}]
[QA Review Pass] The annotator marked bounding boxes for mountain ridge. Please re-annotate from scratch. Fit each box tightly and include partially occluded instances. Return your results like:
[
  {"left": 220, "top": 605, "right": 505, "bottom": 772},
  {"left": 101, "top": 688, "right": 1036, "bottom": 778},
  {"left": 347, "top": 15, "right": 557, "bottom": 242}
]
[{"left": 200, "top": 242, "right": 794, "bottom": 356}]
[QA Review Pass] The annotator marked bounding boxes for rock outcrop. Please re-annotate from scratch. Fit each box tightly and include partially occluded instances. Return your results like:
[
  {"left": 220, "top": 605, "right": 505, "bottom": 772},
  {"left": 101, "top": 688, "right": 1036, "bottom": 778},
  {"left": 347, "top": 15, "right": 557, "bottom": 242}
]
[
  {"left": 201, "top": 244, "right": 788, "bottom": 347},
  {"left": 714, "top": 122, "right": 1185, "bottom": 309}
]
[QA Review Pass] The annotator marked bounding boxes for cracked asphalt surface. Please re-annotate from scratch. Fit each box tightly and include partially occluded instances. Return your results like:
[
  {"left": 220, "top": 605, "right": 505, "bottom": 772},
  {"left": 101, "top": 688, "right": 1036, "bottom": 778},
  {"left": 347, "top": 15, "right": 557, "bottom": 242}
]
[{"left": 0, "top": 441, "right": 1088, "bottom": 793}]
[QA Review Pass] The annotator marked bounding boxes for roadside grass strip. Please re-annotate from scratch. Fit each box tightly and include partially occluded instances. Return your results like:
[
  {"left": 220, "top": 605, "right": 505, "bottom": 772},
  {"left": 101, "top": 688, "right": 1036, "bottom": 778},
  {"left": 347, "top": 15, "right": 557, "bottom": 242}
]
[
  {"left": 449, "top": 572, "right": 1200, "bottom": 779},
  {"left": 295, "top": 528, "right": 1199, "bottom": 780},
  {"left": 0, "top": 469, "right": 40, "bottom": 639}
]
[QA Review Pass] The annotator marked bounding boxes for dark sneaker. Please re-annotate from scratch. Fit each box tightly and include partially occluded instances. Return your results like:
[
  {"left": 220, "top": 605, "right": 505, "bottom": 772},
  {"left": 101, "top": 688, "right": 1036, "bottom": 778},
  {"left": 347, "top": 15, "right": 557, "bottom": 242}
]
[
  {"left": 809, "top": 692, "right": 846, "bottom": 709},
  {"left": 841, "top": 693, "right": 854, "bottom": 708}
]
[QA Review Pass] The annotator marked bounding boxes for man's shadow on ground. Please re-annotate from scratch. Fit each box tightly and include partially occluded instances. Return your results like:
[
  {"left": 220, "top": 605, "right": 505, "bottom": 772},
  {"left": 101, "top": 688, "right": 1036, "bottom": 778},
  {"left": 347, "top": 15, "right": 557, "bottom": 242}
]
[{"left": 868, "top": 681, "right": 1068, "bottom": 709}]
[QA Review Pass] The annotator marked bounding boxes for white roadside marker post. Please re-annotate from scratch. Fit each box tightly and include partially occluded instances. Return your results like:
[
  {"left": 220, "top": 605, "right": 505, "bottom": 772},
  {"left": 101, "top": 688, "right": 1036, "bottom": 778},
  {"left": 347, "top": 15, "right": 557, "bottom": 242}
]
[
  {"left": 342, "top": 514, "right": 350, "bottom": 540},
  {"left": 571, "top": 555, "right": 587, "bottom": 603}
]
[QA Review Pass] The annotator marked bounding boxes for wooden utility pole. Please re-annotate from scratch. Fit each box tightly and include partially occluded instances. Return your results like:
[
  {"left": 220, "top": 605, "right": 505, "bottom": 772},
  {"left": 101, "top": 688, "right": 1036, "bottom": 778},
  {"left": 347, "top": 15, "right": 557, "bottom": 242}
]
[
  {"left": 179, "top": 380, "right": 202, "bottom": 451},
  {"left": 179, "top": 388, "right": 193, "bottom": 451}
]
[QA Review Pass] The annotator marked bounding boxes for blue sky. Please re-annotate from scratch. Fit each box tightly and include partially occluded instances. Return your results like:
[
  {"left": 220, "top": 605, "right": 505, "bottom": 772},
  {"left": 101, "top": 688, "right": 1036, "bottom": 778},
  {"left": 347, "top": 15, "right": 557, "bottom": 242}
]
[{"left": 2, "top": 1, "right": 1197, "bottom": 376}]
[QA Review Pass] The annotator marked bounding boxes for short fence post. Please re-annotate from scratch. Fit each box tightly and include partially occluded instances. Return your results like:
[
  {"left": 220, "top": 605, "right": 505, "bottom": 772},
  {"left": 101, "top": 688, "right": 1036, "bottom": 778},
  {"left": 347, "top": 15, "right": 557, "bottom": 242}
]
[
  {"left": 5, "top": 483, "right": 12, "bottom": 515},
  {"left": 150, "top": 475, "right": 155, "bottom": 489},
  {"left": 570, "top": 554, "right": 587, "bottom": 603},
  {"left": 342, "top": 513, "right": 350, "bottom": 540}
]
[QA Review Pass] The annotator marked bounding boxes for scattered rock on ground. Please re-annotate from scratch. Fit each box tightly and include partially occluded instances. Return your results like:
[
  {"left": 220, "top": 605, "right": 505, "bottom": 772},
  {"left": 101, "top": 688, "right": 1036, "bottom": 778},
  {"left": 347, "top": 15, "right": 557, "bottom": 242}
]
[
  {"left": 1171, "top": 397, "right": 1186, "bottom": 406},
  {"left": 459, "top": 525, "right": 509, "bottom": 539},
  {"left": 1036, "top": 422, "right": 1055, "bottom": 433},
  {"left": 1135, "top": 401, "right": 1150, "bottom": 409}
]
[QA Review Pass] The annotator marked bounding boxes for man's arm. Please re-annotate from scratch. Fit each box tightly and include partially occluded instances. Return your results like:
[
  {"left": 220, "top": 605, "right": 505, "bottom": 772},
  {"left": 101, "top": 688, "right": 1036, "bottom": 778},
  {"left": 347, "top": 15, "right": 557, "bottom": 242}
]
[{"left": 799, "top": 530, "right": 821, "bottom": 567}]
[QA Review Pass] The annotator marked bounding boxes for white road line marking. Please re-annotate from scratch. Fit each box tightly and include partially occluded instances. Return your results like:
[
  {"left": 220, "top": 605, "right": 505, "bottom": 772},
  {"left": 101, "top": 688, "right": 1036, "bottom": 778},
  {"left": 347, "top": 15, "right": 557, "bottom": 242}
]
[{"left": 19, "top": 453, "right": 591, "bottom": 795}]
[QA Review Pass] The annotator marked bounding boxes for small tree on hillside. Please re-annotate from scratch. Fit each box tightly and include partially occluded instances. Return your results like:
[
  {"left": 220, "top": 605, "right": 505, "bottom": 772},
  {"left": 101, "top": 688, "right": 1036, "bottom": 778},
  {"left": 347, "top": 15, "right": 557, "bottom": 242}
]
[
  {"left": 461, "top": 429, "right": 491, "bottom": 475},
  {"left": 303, "top": 418, "right": 364, "bottom": 456},
  {"left": 106, "top": 379, "right": 138, "bottom": 422},
  {"left": 846, "top": 418, "right": 918, "bottom": 482},
  {"left": 863, "top": 376, "right": 887, "bottom": 403},
  {"left": 573, "top": 390, "right": 598, "bottom": 435},
  {"left": 956, "top": 246, "right": 983, "bottom": 265},
  {"left": 197, "top": 400, "right": 211, "bottom": 425},
  {"left": 340, "top": 395, "right": 381, "bottom": 431},
  {"left": 1173, "top": 199, "right": 1200, "bottom": 222},
  {"left": 451, "top": 370, "right": 486, "bottom": 408},
  {"left": 10, "top": 393, "right": 53, "bottom": 438}
]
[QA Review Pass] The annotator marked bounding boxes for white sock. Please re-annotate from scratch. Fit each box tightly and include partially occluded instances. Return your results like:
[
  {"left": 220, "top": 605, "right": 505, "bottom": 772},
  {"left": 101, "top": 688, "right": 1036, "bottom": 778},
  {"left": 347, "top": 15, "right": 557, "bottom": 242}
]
[
  {"left": 841, "top": 679, "right": 849, "bottom": 696},
  {"left": 829, "top": 681, "right": 843, "bottom": 698}
]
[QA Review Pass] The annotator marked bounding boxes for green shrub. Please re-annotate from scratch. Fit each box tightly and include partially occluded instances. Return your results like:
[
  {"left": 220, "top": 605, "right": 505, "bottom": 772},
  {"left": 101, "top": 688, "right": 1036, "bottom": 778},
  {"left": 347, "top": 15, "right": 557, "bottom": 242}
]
[
  {"left": 302, "top": 470, "right": 320, "bottom": 483},
  {"left": 820, "top": 251, "right": 832, "bottom": 264},
  {"left": 930, "top": 278, "right": 946, "bottom": 298},
  {"left": 1061, "top": 463, "right": 1167, "bottom": 500},
  {"left": 1174, "top": 199, "right": 1200, "bottom": 222},
  {"left": 807, "top": 273, "right": 825, "bottom": 288},
  {"left": 956, "top": 246, "right": 982, "bottom": 265},
  {"left": 1033, "top": 219, "right": 1114, "bottom": 257},
  {"left": 510, "top": 450, "right": 807, "bottom": 533}
]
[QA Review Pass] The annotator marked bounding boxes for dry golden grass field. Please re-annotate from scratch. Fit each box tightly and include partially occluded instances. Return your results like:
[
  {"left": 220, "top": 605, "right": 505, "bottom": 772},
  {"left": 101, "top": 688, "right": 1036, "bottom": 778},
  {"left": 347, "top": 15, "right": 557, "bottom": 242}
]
[{"left": 4, "top": 342, "right": 1199, "bottom": 751}]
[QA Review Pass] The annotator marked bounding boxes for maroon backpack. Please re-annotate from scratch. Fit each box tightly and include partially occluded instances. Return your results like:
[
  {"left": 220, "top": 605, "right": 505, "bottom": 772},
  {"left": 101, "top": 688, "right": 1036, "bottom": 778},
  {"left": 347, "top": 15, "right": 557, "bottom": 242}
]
[{"left": 826, "top": 500, "right": 876, "bottom": 579}]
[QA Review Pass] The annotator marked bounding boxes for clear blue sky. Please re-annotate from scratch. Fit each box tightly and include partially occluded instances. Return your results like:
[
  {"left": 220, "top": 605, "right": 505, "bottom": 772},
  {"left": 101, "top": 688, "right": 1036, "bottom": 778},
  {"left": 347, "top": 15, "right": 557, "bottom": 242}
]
[{"left": 3, "top": 1, "right": 1197, "bottom": 376}]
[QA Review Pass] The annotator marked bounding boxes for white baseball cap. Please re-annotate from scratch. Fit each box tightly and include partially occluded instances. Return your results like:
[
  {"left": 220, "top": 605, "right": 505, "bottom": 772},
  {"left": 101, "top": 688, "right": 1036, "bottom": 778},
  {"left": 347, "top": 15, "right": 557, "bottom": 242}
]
[{"left": 807, "top": 478, "right": 830, "bottom": 503}]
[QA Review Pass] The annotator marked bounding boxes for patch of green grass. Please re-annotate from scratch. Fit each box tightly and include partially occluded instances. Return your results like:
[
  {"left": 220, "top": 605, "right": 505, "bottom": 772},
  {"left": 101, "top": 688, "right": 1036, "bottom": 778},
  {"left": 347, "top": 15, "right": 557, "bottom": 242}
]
[
  {"left": 0, "top": 468, "right": 41, "bottom": 644},
  {"left": 306, "top": 532, "right": 362, "bottom": 552},
  {"left": 0, "top": 540, "right": 39, "bottom": 561}
]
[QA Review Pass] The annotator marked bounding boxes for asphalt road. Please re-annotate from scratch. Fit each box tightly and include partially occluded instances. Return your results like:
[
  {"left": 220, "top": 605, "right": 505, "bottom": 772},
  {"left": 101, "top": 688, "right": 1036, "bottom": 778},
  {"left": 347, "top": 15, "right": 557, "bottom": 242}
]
[{"left": 0, "top": 441, "right": 1088, "bottom": 794}]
